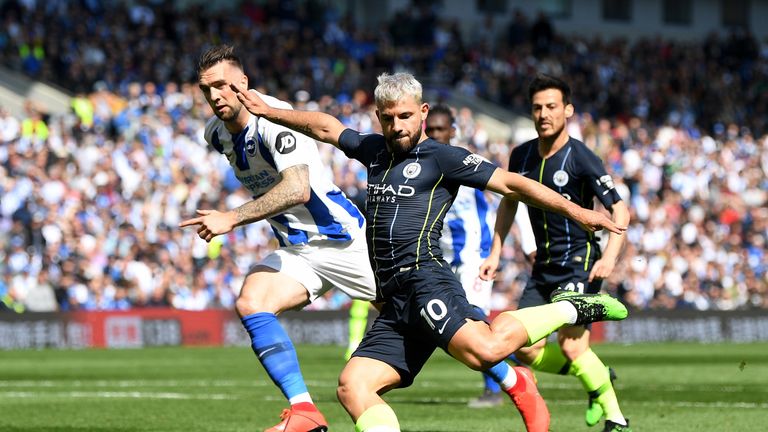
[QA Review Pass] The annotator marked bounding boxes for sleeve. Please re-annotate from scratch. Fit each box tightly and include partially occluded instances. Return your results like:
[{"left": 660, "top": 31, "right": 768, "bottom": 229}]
[
  {"left": 338, "top": 128, "right": 384, "bottom": 166},
  {"left": 435, "top": 145, "right": 497, "bottom": 190},
  {"left": 258, "top": 119, "right": 318, "bottom": 173},
  {"left": 578, "top": 146, "right": 623, "bottom": 208}
]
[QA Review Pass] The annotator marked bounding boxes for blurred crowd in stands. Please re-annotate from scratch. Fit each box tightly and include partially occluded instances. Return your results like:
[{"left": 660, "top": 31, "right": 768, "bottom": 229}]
[{"left": 0, "top": 0, "right": 766, "bottom": 313}]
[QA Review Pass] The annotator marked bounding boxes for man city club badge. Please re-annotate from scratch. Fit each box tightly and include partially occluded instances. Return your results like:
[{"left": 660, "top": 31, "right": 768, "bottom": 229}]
[
  {"left": 553, "top": 169, "right": 569, "bottom": 187},
  {"left": 403, "top": 162, "right": 422, "bottom": 179}
]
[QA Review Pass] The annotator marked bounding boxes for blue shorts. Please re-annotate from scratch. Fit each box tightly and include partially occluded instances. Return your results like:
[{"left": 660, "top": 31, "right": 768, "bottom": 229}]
[{"left": 353, "top": 262, "right": 487, "bottom": 388}]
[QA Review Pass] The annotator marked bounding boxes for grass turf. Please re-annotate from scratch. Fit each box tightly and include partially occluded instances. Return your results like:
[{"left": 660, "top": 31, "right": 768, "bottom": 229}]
[{"left": 1, "top": 342, "right": 766, "bottom": 431}]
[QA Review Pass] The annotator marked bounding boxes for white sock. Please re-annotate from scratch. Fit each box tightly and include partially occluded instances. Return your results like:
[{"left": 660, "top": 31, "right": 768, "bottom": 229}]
[
  {"left": 288, "top": 392, "right": 313, "bottom": 405},
  {"left": 498, "top": 366, "right": 519, "bottom": 390},
  {"left": 555, "top": 301, "right": 578, "bottom": 324}
]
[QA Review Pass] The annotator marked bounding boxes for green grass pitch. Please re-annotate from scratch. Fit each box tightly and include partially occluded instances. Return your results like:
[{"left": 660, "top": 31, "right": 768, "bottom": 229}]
[{"left": 1, "top": 343, "right": 766, "bottom": 431}]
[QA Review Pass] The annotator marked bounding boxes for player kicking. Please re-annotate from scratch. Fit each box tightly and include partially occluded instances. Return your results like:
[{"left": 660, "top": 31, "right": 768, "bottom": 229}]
[
  {"left": 231, "top": 71, "right": 629, "bottom": 432},
  {"left": 426, "top": 105, "right": 539, "bottom": 408},
  {"left": 181, "top": 45, "right": 376, "bottom": 432}
]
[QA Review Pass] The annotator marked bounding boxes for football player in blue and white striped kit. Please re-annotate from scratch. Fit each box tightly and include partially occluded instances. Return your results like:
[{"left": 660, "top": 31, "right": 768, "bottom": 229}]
[
  {"left": 427, "top": 106, "right": 537, "bottom": 408},
  {"left": 181, "top": 45, "right": 376, "bottom": 432}
]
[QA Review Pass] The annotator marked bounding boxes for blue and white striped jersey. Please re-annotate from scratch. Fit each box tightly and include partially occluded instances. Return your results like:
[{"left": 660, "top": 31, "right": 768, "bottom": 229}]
[
  {"left": 440, "top": 186, "right": 495, "bottom": 266},
  {"left": 204, "top": 91, "right": 364, "bottom": 246}
]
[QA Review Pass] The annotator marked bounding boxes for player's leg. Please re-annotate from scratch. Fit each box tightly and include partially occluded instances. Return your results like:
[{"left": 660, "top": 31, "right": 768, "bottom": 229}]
[
  {"left": 455, "top": 262, "right": 504, "bottom": 407},
  {"left": 345, "top": 299, "right": 370, "bottom": 360},
  {"left": 337, "top": 357, "right": 402, "bottom": 432},
  {"left": 237, "top": 249, "right": 329, "bottom": 432},
  {"left": 338, "top": 296, "right": 435, "bottom": 432},
  {"left": 556, "top": 272, "right": 630, "bottom": 430},
  {"left": 559, "top": 326, "right": 629, "bottom": 429},
  {"left": 301, "top": 233, "right": 377, "bottom": 364},
  {"left": 407, "top": 265, "right": 548, "bottom": 431},
  {"left": 448, "top": 319, "right": 550, "bottom": 432},
  {"left": 443, "top": 280, "right": 627, "bottom": 369},
  {"left": 512, "top": 284, "right": 574, "bottom": 382}
]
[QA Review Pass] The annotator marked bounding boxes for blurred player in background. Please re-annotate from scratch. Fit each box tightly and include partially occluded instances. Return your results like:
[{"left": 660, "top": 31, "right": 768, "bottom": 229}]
[
  {"left": 427, "top": 105, "right": 537, "bottom": 408},
  {"left": 181, "top": 45, "right": 376, "bottom": 432},
  {"left": 481, "top": 74, "right": 632, "bottom": 432},
  {"left": 232, "top": 71, "right": 629, "bottom": 432},
  {"left": 345, "top": 298, "right": 370, "bottom": 360}
]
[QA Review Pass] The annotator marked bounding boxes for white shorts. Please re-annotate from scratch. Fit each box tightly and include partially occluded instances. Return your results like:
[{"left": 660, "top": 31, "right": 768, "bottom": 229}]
[
  {"left": 256, "top": 233, "right": 376, "bottom": 302},
  {"left": 452, "top": 259, "right": 493, "bottom": 315}
]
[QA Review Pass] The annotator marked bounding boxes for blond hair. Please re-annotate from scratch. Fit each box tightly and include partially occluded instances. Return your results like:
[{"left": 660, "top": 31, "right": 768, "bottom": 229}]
[{"left": 374, "top": 72, "right": 423, "bottom": 106}]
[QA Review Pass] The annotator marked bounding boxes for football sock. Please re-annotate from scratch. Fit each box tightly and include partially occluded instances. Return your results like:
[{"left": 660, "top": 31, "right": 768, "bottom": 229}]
[
  {"left": 346, "top": 299, "right": 369, "bottom": 360},
  {"left": 502, "top": 302, "right": 577, "bottom": 345},
  {"left": 241, "top": 312, "right": 311, "bottom": 403},
  {"left": 485, "top": 361, "right": 517, "bottom": 391},
  {"left": 530, "top": 342, "right": 571, "bottom": 375},
  {"left": 355, "top": 404, "right": 400, "bottom": 432},
  {"left": 483, "top": 371, "right": 502, "bottom": 393},
  {"left": 570, "top": 349, "right": 626, "bottom": 425}
]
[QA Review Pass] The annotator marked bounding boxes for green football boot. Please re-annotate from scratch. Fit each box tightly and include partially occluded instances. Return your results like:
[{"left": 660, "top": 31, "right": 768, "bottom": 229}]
[
  {"left": 585, "top": 367, "right": 618, "bottom": 426},
  {"left": 603, "top": 419, "right": 632, "bottom": 432},
  {"left": 550, "top": 289, "right": 629, "bottom": 325}
]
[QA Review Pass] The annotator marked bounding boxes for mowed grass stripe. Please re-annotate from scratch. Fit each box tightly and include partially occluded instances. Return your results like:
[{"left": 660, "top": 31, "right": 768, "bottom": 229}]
[
  {"left": 2, "top": 378, "right": 767, "bottom": 394},
  {"left": 0, "top": 343, "right": 766, "bottom": 431},
  {"left": 2, "top": 390, "right": 767, "bottom": 410}
]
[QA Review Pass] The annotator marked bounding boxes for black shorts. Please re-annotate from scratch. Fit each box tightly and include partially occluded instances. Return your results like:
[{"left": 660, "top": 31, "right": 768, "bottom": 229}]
[
  {"left": 353, "top": 262, "right": 487, "bottom": 388},
  {"left": 517, "top": 262, "right": 603, "bottom": 309}
]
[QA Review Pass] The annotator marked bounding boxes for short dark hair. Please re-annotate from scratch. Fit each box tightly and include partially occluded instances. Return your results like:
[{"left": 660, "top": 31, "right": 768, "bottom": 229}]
[
  {"left": 197, "top": 45, "right": 243, "bottom": 76},
  {"left": 427, "top": 104, "right": 454, "bottom": 124},
  {"left": 528, "top": 73, "right": 571, "bottom": 105}
]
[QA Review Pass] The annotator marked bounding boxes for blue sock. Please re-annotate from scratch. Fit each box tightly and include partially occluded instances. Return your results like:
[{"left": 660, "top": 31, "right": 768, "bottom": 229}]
[
  {"left": 241, "top": 312, "right": 308, "bottom": 400},
  {"left": 483, "top": 371, "right": 501, "bottom": 393},
  {"left": 485, "top": 361, "right": 511, "bottom": 392}
]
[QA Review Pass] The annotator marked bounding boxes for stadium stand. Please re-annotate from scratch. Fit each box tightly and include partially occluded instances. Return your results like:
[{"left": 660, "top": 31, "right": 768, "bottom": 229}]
[{"left": 0, "top": 1, "right": 766, "bottom": 313}]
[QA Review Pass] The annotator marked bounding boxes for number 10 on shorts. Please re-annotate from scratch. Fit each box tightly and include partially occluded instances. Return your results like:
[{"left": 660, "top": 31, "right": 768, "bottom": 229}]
[{"left": 420, "top": 299, "right": 450, "bottom": 334}]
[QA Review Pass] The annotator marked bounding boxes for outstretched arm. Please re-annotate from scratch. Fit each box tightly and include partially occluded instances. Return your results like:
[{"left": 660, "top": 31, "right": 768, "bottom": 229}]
[
  {"left": 179, "top": 165, "right": 310, "bottom": 242},
  {"left": 230, "top": 83, "right": 347, "bottom": 147},
  {"left": 485, "top": 168, "right": 626, "bottom": 234}
]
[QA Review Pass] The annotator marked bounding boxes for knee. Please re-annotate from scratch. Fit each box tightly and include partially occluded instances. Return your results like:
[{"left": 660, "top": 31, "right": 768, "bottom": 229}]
[
  {"left": 336, "top": 373, "right": 363, "bottom": 407},
  {"left": 465, "top": 341, "right": 507, "bottom": 371},
  {"left": 235, "top": 294, "right": 267, "bottom": 317}
]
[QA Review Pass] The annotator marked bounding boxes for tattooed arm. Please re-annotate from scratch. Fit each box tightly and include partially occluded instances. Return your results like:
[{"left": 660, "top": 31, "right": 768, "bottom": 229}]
[{"left": 179, "top": 165, "right": 310, "bottom": 242}]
